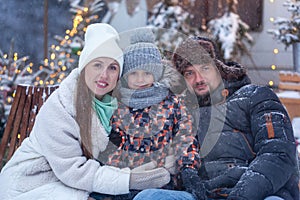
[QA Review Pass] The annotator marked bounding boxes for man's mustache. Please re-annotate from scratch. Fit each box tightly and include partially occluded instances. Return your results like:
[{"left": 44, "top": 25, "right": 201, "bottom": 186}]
[{"left": 194, "top": 81, "right": 207, "bottom": 87}]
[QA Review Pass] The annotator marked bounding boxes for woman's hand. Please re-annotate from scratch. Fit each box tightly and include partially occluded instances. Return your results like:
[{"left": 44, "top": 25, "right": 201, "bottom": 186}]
[
  {"left": 129, "top": 161, "right": 170, "bottom": 190},
  {"left": 164, "top": 154, "right": 176, "bottom": 174}
]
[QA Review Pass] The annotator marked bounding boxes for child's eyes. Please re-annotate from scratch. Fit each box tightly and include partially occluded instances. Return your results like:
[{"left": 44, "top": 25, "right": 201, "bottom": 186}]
[
  {"left": 128, "top": 71, "right": 153, "bottom": 76},
  {"left": 129, "top": 71, "right": 136, "bottom": 75}
]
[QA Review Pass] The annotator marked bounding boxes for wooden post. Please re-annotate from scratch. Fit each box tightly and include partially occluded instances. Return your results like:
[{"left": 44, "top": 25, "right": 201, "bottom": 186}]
[{"left": 44, "top": 0, "right": 48, "bottom": 59}]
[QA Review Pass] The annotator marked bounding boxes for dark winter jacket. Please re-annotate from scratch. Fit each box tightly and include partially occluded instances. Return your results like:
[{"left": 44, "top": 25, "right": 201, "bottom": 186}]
[{"left": 193, "top": 71, "right": 299, "bottom": 199}]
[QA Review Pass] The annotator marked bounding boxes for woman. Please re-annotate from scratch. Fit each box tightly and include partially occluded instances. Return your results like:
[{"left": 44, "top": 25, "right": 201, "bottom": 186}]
[{"left": 0, "top": 23, "right": 170, "bottom": 200}]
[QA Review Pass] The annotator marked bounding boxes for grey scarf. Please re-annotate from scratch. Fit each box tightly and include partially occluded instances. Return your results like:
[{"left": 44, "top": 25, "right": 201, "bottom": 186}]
[{"left": 120, "top": 83, "right": 169, "bottom": 109}]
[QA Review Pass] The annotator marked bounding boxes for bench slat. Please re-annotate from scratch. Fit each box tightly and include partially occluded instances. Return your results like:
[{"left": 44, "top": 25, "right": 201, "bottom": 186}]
[
  {"left": 0, "top": 85, "right": 58, "bottom": 169},
  {"left": 279, "top": 72, "right": 300, "bottom": 83},
  {"left": 278, "top": 82, "right": 300, "bottom": 91}
]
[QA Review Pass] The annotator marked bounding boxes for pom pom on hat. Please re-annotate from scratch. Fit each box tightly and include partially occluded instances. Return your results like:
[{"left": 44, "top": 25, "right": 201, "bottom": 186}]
[
  {"left": 130, "top": 29, "right": 156, "bottom": 44},
  {"left": 78, "top": 23, "right": 123, "bottom": 76},
  {"left": 122, "top": 28, "right": 163, "bottom": 82}
]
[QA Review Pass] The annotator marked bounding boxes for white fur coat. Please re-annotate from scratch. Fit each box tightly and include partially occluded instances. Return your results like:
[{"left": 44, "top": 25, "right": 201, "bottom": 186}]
[{"left": 0, "top": 68, "right": 130, "bottom": 200}]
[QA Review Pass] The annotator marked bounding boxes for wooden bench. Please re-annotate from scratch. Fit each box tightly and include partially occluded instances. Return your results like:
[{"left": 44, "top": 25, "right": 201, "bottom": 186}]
[
  {"left": 0, "top": 84, "right": 58, "bottom": 169},
  {"left": 276, "top": 71, "right": 300, "bottom": 121}
]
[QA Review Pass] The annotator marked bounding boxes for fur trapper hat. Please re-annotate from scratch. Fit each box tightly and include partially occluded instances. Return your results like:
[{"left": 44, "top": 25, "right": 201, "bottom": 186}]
[{"left": 172, "top": 36, "right": 247, "bottom": 81}]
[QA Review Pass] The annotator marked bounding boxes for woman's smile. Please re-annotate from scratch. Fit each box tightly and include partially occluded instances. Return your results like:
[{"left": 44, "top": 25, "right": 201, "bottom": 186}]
[{"left": 96, "top": 80, "right": 109, "bottom": 88}]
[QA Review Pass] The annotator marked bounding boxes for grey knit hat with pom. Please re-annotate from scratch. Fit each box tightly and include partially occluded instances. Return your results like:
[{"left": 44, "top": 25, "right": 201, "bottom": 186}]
[{"left": 122, "top": 28, "right": 163, "bottom": 82}]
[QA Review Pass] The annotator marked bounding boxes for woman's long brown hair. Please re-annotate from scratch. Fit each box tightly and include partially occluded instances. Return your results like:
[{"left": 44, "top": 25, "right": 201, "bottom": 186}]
[{"left": 75, "top": 70, "right": 94, "bottom": 159}]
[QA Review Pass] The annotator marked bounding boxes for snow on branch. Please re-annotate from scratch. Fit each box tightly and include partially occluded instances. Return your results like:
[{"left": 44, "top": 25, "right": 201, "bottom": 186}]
[
  {"left": 208, "top": 9, "right": 253, "bottom": 61},
  {"left": 268, "top": 0, "right": 300, "bottom": 49}
]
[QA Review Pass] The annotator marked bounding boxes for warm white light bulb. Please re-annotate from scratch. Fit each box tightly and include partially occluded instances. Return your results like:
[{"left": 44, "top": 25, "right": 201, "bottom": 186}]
[{"left": 269, "top": 81, "right": 274, "bottom": 86}]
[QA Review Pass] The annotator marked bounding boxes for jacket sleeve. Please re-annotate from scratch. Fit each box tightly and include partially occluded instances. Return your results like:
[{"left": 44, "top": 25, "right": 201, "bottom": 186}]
[
  {"left": 173, "top": 96, "right": 201, "bottom": 171},
  {"left": 228, "top": 86, "right": 298, "bottom": 199},
  {"left": 30, "top": 93, "right": 130, "bottom": 195}
]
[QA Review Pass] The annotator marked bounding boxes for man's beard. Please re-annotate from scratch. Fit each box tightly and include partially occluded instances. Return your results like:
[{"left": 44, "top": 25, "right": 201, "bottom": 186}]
[
  {"left": 197, "top": 91, "right": 211, "bottom": 107},
  {"left": 196, "top": 83, "right": 225, "bottom": 107}
]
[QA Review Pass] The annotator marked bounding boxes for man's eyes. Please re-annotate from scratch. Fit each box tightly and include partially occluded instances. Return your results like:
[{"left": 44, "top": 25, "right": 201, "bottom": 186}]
[
  {"left": 202, "top": 66, "right": 210, "bottom": 71},
  {"left": 184, "top": 71, "right": 194, "bottom": 77}
]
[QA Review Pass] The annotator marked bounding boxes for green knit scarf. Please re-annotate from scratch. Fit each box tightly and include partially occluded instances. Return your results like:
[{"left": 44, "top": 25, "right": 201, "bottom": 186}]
[{"left": 93, "top": 94, "right": 118, "bottom": 135}]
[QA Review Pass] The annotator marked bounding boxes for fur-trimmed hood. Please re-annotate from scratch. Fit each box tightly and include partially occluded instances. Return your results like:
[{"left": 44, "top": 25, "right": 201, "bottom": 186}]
[{"left": 159, "top": 59, "right": 183, "bottom": 92}]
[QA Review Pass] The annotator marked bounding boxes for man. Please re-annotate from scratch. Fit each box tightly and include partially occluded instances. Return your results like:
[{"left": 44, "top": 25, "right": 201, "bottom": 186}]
[
  {"left": 175, "top": 36, "right": 299, "bottom": 200},
  {"left": 133, "top": 36, "right": 299, "bottom": 200}
]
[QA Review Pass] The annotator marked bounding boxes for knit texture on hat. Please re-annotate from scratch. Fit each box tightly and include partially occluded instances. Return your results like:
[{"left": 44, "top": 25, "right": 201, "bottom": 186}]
[
  {"left": 78, "top": 23, "right": 123, "bottom": 76},
  {"left": 122, "top": 28, "right": 163, "bottom": 82},
  {"left": 172, "top": 36, "right": 247, "bottom": 81}
]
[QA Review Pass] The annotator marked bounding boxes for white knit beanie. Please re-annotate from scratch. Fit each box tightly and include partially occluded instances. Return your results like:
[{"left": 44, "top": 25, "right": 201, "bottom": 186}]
[{"left": 78, "top": 23, "right": 123, "bottom": 76}]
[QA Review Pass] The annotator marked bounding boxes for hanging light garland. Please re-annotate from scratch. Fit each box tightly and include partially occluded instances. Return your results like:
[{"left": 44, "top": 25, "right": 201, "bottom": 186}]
[{"left": 268, "top": 0, "right": 277, "bottom": 87}]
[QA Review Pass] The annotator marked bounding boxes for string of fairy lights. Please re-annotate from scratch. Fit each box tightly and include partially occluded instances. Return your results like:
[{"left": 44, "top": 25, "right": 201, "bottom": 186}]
[
  {"left": 268, "top": 0, "right": 300, "bottom": 86},
  {"left": 35, "top": 7, "right": 90, "bottom": 86},
  {"left": 268, "top": 0, "right": 278, "bottom": 87},
  {"left": 1, "top": 0, "right": 295, "bottom": 116},
  {"left": 0, "top": 3, "right": 99, "bottom": 118},
  {"left": 33, "top": 3, "right": 103, "bottom": 86}
]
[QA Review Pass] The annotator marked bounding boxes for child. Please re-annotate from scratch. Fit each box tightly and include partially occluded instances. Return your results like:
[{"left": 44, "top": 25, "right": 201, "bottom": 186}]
[{"left": 103, "top": 28, "right": 200, "bottom": 186}]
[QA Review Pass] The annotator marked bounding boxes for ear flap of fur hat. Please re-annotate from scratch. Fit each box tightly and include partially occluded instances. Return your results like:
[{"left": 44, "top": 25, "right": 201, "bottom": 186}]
[
  {"left": 78, "top": 23, "right": 123, "bottom": 76},
  {"left": 220, "top": 61, "right": 247, "bottom": 81},
  {"left": 172, "top": 36, "right": 247, "bottom": 81}
]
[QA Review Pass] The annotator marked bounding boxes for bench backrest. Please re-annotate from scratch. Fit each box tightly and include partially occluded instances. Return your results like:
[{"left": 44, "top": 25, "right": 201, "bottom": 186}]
[
  {"left": 0, "top": 84, "right": 58, "bottom": 169},
  {"left": 278, "top": 71, "right": 300, "bottom": 91},
  {"left": 277, "top": 71, "right": 300, "bottom": 121}
]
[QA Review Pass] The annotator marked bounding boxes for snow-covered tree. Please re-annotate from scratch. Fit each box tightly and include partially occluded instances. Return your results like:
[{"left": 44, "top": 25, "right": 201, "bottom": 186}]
[
  {"left": 207, "top": 0, "right": 253, "bottom": 61},
  {"left": 34, "top": 0, "right": 107, "bottom": 86},
  {"left": 0, "top": 0, "right": 109, "bottom": 134},
  {"left": 147, "top": 0, "right": 200, "bottom": 58},
  {"left": 268, "top": 0, "right": 300, "bottom": 49}
]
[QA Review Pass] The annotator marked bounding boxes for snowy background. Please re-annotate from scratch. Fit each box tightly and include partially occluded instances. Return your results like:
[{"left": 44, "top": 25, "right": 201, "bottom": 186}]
[{"left": 0, "top": 0, "right": 74, "bottom": 65}]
